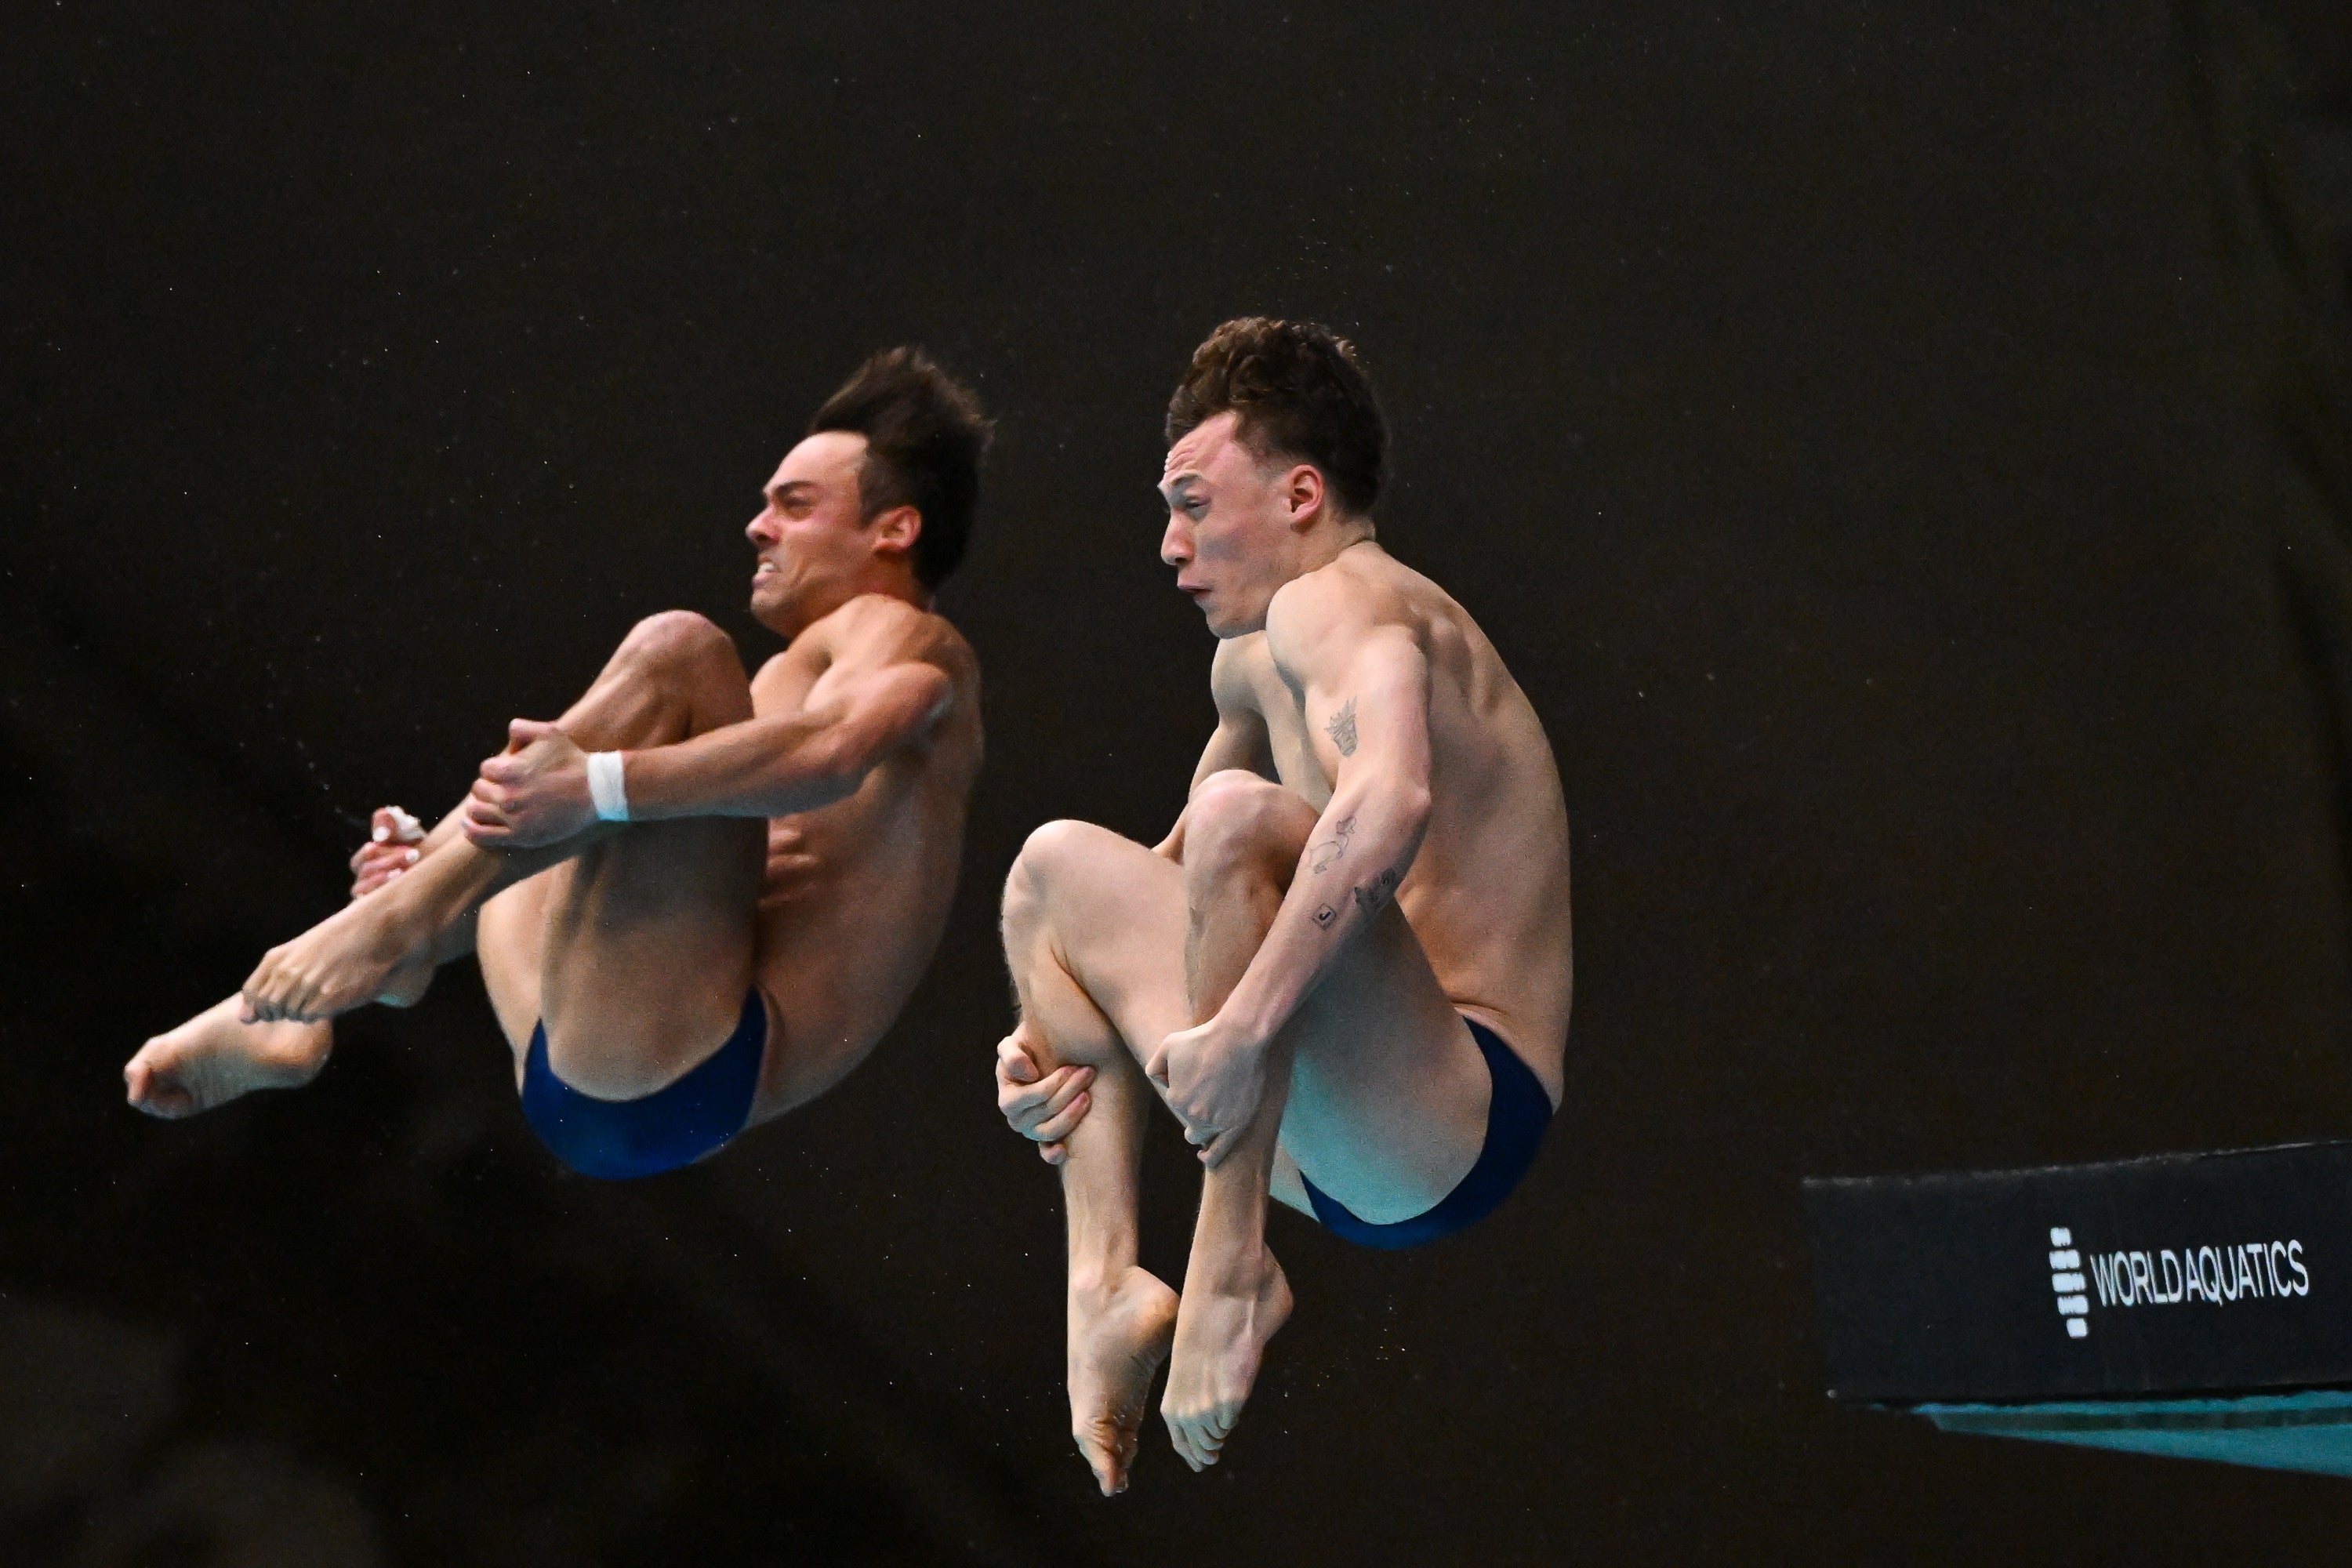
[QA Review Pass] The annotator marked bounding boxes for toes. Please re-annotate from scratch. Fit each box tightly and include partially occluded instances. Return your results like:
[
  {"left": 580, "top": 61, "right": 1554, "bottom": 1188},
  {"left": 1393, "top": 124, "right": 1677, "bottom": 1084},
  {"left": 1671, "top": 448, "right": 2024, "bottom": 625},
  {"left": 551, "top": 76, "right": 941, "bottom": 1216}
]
[
  {"left": 124, "top": 1051, "right": 189, "bottom": 1116},
  {"left": 1163, "top": 1411, "right": 1201, "bottom": 1471},
  {"left": 1076, "top": 1427, "right": 1130, "bottom": 1497},
  {"left": 1076, "top": 1440, "right": 1112, "bottom": 1494},
  {"left": 132, "top": 1080, "right": 192, "bottom": 1118},
  {"left": 1160, "top": 1404, "right": 1236, "bottom": 1472},
  {"left": 1116, "top": 1427, "right": 1140, "bottom": 1486},
  {"left": 125, "top": 1046, "right": 171, "bottom": 1098}
]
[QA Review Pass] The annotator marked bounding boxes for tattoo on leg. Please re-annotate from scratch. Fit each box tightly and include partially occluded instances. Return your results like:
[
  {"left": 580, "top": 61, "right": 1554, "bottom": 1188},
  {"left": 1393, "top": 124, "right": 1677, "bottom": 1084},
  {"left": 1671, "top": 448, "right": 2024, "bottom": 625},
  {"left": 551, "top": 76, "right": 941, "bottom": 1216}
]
[
  {"left": 1313, "top": 903, "right": 1338, "bottom": 928},
  {"left": 1327, "top": 698, "right": 1358, "bottom": 757},
  {"left": 1308, "top": 814, "right": 1356, "bottom": 873}
]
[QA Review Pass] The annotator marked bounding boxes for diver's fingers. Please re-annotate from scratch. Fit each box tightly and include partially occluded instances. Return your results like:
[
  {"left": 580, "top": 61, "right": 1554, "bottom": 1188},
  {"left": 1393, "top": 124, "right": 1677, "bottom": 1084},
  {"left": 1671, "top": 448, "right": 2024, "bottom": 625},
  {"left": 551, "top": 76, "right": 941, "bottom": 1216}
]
[
  {"left": 1000, "top": 1063, "right": 1083, "bottom": 1126},
  {"left": 996, "top": 1034, "right": 1042, "bottom": 1083},
  {"left": 1031, "top": 1091, "right": 1091, "bottom": 1143},
  {"left": 1031, "top": 1065, "right": 1094, "bottom": 1122}
]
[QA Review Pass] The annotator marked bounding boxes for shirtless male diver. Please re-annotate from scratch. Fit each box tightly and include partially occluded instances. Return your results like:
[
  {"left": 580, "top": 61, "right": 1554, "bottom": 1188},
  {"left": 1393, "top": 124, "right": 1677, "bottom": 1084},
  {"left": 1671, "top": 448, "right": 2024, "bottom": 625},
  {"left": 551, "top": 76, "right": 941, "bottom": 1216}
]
[
  {"left": 125, "top": 349, "right": 989, "bottom": 1180},
  {"left": 993, "top": 318, "right": 1573, "bottom": 1493}
]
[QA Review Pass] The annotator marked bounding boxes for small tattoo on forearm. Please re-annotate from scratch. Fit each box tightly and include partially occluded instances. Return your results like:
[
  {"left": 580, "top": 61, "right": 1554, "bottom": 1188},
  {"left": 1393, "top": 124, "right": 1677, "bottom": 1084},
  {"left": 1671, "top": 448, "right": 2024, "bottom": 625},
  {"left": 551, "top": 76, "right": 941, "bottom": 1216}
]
[
  {"left": 1313, "top": 903, "right": 1338, "bottom": 927},
  {"left": 1308, "top": 813, "right": 1356, "bottom": 873},
  {"left": 1352, "top": 864, "right": 1403, "bottom": 917},
  {"left": 1327, "top": 698, "right": 1358, "bottom": 757}
]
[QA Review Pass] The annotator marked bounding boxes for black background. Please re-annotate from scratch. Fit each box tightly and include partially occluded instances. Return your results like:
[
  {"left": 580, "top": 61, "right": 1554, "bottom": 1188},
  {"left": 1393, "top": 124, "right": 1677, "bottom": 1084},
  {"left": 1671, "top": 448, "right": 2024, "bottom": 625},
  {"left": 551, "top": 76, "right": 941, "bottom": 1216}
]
[{"left": 7, "top": 2, "right": 2352, "bottom": 1563}]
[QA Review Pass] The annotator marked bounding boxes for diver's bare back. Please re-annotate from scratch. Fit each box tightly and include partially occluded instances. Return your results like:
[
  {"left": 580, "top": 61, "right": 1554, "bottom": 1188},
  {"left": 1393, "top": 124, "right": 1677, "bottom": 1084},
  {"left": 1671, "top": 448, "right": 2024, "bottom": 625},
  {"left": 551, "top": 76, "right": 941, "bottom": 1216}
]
[
  {"left": 745, "top": 593, "right": 983, "bottom": 1116},
  {"left": 1225, "top": 544, "right": 1572, "bottom": 1094}
]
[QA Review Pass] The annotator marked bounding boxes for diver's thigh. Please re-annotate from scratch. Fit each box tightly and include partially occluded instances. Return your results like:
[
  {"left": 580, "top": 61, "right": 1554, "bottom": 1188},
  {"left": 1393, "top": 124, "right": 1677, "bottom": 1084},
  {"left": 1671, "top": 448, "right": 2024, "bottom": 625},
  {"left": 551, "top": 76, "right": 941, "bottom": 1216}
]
[
  {"left": 475, "top": 869, "right": 556, "bottom": 1072},
  {"left": 1269, "top": 1147, "right": 1315, "bottom": 1217},
  {"left": 1032, "top": 824, "right": 1195, "bottom": 1067},
  {"left": 537, "top": 815, "right": 766, "bottom": 1091},
  {"left": 1276, "top": 907, "right": 1490, "bottom": 1223}
]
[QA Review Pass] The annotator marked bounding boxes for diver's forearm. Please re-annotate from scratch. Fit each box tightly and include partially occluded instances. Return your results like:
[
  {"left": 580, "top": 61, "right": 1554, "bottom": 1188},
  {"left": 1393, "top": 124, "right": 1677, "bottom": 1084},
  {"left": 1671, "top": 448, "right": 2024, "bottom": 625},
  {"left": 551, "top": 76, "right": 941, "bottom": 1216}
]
[
  {"left": 416, "top": 804, "right": 473, "bottom": 856},
  {"left": 623, "top": 709, "right": 864, "bottom": 822},
  {"left": 1218, "top": 780, "right": 1431, "bottom": 1043}
]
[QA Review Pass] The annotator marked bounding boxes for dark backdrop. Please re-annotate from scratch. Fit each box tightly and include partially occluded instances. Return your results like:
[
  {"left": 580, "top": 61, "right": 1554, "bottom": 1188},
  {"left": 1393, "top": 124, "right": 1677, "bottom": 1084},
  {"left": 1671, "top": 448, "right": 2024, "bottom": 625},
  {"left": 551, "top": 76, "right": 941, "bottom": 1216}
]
[{"left": 7, "top": 2, "right": 2352, "bottom": 1563}]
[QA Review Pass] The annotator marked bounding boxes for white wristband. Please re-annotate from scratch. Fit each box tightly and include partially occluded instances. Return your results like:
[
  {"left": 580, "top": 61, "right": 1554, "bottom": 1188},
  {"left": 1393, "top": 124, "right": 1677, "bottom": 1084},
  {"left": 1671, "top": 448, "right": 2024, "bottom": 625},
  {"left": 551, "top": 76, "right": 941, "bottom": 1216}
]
[{"left": 586, "top": 750, "right": 631, "bottom": 822}]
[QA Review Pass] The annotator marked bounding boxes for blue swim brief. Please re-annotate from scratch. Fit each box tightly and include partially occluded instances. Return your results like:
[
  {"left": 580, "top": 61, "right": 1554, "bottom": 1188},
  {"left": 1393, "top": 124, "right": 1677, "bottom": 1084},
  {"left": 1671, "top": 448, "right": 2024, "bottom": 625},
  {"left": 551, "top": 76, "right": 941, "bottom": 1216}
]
[
  {"left": 520, "top": 989, "right": 766, "bottom": 1180},
  {"left": 1298, "top": 1014, "right": 1553, "bottom": 1250}
]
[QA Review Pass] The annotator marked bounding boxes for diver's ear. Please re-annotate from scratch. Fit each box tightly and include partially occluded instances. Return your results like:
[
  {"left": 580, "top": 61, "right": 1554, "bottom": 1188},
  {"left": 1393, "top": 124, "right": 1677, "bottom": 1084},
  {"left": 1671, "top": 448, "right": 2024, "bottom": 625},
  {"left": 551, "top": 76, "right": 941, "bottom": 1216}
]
[
  {"left": 868, "top": 503, "right": 923, "bottom": 564},
  {"left": 1283, "top": 464, "right": 1327, "bottom": 532}
]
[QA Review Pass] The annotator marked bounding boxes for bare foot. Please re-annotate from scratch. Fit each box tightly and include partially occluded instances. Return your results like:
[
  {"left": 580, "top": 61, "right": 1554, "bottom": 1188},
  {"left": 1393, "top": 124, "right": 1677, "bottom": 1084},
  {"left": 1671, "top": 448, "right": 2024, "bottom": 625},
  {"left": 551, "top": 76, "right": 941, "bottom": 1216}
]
[
  {"left": 1160, "top": 1247, "right": 1291, "bottom": 1472},
  {"left": 1067, "top": 1267, "right": 1180, "bottom": 1496},
  {"left": 125, "top": 995, "right": 332, "bottom": 1119},
  {"left": 374, "top": 947, "right": 437, "bottom": 1010},
  {"left": 241, "top": 893, "right": 427, "bottom": 1023}
]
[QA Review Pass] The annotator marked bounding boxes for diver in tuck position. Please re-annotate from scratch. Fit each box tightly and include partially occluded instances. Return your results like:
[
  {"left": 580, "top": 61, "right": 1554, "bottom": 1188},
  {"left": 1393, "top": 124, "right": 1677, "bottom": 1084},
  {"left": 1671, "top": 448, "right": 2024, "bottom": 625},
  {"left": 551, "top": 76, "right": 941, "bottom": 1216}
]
[
  {"left": 126, "top": 349, "right": 989, "bottom": 1179},
  {"left": 993, "top": 318, "right": 1573, "bottom": 1493}
]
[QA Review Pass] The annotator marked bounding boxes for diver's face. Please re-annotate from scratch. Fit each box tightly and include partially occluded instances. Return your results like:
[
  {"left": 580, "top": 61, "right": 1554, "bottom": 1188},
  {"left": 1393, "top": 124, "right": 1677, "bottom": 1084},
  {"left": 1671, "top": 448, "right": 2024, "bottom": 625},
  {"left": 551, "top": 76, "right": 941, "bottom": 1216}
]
[
  {"left": 745, "top": 431, "right": 873, "bottom": 633},
  {"left": 1158, "top": 412, "right": 1311, "bottom": 638}
]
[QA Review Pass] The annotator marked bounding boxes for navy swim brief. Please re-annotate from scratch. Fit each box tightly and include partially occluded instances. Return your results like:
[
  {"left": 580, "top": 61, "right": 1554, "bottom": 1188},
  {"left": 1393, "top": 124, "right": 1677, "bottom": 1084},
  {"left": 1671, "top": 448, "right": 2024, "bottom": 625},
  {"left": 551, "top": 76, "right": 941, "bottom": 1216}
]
[
  {"left": 521, "top": 988, "right": 766, "bottom": 1180},
  {"left": 1298, "top": 1014, "right": 1552, "bottom": 1250}
]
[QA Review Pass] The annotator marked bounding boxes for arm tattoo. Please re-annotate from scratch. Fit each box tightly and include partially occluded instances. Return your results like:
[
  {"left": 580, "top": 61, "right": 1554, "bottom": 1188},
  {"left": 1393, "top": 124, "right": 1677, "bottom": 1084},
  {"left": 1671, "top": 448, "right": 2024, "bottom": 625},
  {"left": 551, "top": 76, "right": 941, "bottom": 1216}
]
[
  {"left": 1327, "top": 698, "right": 1358, "bottom": 757},
  {"left": 1308, "top": 813, "right": 1356, "bottom": 873},
  {"left": 1352, "top": 861, "right": 1404, "bottom": 918},
  {"left": 1313, "top": 903, "right": 1338, "bottom": 928}
]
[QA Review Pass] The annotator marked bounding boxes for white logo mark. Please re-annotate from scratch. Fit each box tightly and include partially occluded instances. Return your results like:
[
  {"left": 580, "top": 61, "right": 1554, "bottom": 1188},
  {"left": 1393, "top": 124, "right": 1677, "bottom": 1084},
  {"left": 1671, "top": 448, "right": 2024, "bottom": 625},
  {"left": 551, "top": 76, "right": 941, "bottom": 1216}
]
[{"left": 2049, "top": 1226, "right": 2089, "bottom": 1338}]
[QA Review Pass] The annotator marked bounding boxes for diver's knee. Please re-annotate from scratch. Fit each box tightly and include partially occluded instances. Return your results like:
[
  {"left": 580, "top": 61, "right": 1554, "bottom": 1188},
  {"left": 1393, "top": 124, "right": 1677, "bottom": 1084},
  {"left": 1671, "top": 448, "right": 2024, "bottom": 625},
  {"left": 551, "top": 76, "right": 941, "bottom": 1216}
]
[
  {"left": 1011, "top": 819, "right": 1113, "bottom": 894},
  {"left": 615, "top": 610, "right": 734, "bottom": 679},
  {"left": 1185, "top": 775, "right": 1311, "bottom": 877}
]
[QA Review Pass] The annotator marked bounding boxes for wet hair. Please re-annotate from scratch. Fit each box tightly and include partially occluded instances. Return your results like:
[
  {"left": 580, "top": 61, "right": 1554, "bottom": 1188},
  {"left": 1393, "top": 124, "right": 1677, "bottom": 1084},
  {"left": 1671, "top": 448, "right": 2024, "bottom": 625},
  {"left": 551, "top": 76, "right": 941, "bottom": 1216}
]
[
  {"left": 807, "top": 347, "right": 992, "bottom": 587},
  {"left": 1164, "top": 318, "right": 1385, "bottom": 517}
]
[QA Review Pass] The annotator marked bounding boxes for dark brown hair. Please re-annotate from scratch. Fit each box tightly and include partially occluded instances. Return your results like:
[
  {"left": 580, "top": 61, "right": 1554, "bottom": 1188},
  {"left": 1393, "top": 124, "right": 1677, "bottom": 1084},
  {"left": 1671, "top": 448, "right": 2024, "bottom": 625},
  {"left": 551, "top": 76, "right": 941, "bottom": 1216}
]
[
  {"left": 808, "top": 347, "right": 992, "bottom": 587},
  {"left": 1164, "top": 318, "right": 1385, "bottom": 517}
]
